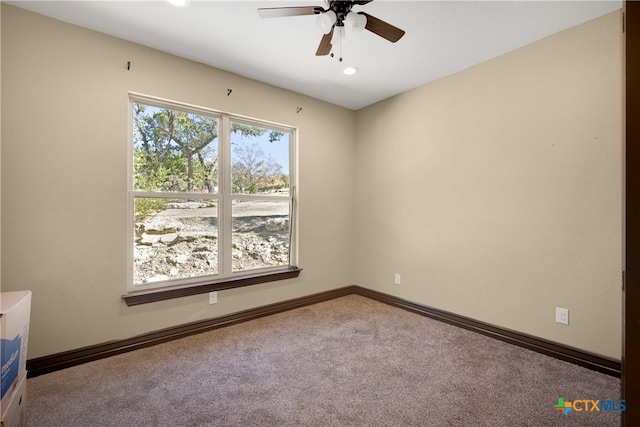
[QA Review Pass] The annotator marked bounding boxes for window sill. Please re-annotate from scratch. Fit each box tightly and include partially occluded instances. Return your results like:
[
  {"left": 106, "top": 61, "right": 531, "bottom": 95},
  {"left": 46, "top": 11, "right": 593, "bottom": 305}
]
[{"left": 122, "top": 268, "right": 302, "bottom": 306}]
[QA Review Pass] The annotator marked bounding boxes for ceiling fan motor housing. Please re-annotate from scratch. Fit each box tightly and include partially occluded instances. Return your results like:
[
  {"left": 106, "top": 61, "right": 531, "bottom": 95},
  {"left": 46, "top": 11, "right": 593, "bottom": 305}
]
[{"left": 325, "top": 1, "right": 358, "bottom": 26}]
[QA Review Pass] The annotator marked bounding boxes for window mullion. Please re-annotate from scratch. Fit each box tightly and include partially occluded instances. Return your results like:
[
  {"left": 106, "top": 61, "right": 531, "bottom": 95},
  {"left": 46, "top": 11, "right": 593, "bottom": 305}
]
[{"left": 220, "top": 115, "right": 233, "bottom": 276}]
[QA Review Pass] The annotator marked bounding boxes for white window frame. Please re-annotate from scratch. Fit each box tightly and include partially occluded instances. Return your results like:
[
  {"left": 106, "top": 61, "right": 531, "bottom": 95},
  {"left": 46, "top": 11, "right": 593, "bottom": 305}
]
[{"left": 127, "top": 93, "right": 298, "bottom": 292}]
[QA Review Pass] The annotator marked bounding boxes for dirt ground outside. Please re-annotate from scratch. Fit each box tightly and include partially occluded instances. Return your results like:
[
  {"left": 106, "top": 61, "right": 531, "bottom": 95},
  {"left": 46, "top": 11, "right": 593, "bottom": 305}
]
[{"left": 134, "top": 199, "right": 290, "bottom": 284}]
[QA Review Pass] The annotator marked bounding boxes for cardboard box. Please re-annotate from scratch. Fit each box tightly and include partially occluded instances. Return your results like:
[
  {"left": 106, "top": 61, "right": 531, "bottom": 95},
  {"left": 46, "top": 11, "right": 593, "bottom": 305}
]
[
  {"left": 0, "top": 375, "right": 26, "bottom": 427},
  {"left": 1, "top": 291, "right": 31, "bottom": 418}
]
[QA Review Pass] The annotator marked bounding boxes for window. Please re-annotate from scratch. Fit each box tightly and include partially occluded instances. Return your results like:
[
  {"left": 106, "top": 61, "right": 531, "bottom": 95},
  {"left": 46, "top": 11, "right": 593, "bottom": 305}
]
[{"left": 128, "top": 94, "right": 297, "bottom": 294}]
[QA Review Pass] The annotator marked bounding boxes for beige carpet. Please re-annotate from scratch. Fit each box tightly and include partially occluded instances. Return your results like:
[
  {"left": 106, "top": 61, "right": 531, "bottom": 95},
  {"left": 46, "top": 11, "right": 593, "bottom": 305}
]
[{"left": 27, "top": 295, "right": 620, "bottom": 426}]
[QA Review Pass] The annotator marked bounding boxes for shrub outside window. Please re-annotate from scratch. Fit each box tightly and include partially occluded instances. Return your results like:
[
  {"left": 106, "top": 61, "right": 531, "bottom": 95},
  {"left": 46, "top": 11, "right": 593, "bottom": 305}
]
[{"left": 129, "top": 94, "right": 297, "bottom": 290}]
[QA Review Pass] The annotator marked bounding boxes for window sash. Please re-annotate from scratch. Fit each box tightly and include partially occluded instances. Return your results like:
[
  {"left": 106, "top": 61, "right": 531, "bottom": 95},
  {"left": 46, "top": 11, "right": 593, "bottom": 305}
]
[{"left": 128, "top": 93, "right": 297, "bottom": 292}]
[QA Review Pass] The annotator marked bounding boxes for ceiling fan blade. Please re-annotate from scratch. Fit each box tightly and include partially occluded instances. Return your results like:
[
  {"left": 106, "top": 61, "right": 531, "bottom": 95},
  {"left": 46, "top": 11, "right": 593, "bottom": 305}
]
[
  {"left": 358, "top": 12, "right": 405, "bottom": 43},
  {"left": 257, "top": 6, "right": 320, "bottom": 18},
  {"left": 316, "top": 28, "right": 334, "bottom": 56}
]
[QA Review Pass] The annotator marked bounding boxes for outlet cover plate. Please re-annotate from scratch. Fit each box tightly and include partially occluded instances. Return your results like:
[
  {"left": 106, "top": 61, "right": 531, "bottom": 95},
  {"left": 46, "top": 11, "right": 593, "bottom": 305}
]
[
  {"left": 209, "top": 291, "right": 218, "bottom": 305},
  {"left": 555, "top": 307, "right": 569, "bottom": 325}
]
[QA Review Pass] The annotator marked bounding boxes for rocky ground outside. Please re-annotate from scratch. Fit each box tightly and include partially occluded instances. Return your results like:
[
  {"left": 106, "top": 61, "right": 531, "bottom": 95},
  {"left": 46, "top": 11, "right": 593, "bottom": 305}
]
[{"left": 134, "top": 200, "right": 290, "bottom": 284}]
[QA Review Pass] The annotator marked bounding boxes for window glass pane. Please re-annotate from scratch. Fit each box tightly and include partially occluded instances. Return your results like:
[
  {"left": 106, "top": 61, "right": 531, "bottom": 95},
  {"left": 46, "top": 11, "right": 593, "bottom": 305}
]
[
  {"left": 133, "top": 103, "right": 218, "bottom": 193},
  {"left": 232, "top": 199, "right": 290, "bottom": 272},
  {"left": 129, "top": 97, "right": 297, "bottom": 291},
  {"left": 230, "top": 121, "right": 289, "bottom": 195},
  {"left": 134, "top": 198, "right": 218, "bottom": 284}
]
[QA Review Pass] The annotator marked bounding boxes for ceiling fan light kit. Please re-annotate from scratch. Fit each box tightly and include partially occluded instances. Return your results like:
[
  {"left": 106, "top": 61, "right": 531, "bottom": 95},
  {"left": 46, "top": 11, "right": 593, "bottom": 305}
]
[
  {"left": 331, "top": 26, "right": 346, "bottom": 46},
  {"left": 345, "top": 11, "right": 366, "bottom": 32},
  {"left": 258, "top": 0, "right": 404, "bottom": 62},
  {"left": 317, "top": 10, "right": 337, "bottom": 33}
]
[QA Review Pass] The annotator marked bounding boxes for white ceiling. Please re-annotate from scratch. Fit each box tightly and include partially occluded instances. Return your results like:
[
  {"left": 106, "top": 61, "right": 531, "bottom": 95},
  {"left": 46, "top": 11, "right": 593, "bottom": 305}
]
[{"left": 6, "top": 0, "right": 622, "bottom": 110}]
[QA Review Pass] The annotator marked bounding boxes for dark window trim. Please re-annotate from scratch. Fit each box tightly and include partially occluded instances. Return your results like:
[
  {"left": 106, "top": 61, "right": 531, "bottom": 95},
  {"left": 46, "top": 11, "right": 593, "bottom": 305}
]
[{"left": 122, "top": 268, "right": 301, "bottom": 306}]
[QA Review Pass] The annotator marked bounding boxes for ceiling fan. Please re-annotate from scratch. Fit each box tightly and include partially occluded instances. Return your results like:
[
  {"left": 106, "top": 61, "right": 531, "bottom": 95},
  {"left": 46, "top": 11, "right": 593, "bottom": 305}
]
[{"left": 257, "top": 0, "right": 405, "bottom": 59}]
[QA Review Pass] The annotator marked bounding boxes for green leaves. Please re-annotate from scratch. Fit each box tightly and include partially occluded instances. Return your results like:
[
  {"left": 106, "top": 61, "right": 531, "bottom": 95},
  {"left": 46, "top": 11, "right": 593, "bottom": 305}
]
[
  {"left": 133, "top": 103, "right": 286, "bottom": 195},
  {"left": 133, "top": 104, "right": 218, "bottom": 193}
]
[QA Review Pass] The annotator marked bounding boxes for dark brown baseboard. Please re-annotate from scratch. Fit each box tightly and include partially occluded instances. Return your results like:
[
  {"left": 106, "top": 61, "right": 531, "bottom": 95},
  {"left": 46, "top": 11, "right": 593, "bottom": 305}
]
[
  {"left": 27, "top": 285, "right": 621, "bottom": 378},
  {"left": 352, "top": 286, "right": 621, "bottom": 377},
  {"left": 26, "top": 286, "right": 353, "bottom": 378}
]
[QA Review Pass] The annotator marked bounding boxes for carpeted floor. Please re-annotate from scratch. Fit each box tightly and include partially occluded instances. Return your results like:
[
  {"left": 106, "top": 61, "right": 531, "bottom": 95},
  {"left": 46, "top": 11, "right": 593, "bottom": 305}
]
[{"left": 27, "top": 295, "right": 620, "bottom": 426}]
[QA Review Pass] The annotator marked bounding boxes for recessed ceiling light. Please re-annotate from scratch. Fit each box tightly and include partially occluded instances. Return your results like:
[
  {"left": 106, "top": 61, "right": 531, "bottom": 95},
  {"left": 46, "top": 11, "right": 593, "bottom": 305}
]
[
  {"left": 166, "top": 0, "right": 189, "bottom": 7},
  {"left": 343, "top": 66, "right": 359, "bottom": 75}
]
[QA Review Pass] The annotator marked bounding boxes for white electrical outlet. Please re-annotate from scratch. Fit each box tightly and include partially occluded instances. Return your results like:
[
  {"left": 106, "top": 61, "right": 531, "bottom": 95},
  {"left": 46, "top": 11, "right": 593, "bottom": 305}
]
[
  {"left": 209, "top": 291, "right": 218, "bottom": 305},
  {"left": 556, "top": 307, "right": 569, "bottom": 325},
  {"left": 394, "top": 273, "right": 401, "bottom": 285}
]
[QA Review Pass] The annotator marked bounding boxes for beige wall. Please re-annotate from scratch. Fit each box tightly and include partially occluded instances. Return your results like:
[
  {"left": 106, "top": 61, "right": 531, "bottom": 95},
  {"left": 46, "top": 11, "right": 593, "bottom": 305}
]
[
  {"left": 354, "top": 11, "right": 623, "bottom": 359},
  {"left": 0, "top": 5, "right": 356, "bottom": 358},
  {"left": 1, "top": 5, "right": 624, "bottom": 361}
]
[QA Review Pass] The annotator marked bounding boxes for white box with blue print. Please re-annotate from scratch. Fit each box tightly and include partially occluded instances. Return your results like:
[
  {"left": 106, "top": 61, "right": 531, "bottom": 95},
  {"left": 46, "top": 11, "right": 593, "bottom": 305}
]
[{"left": 1, "top": 291, "right": 31, "bottom": 419}]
